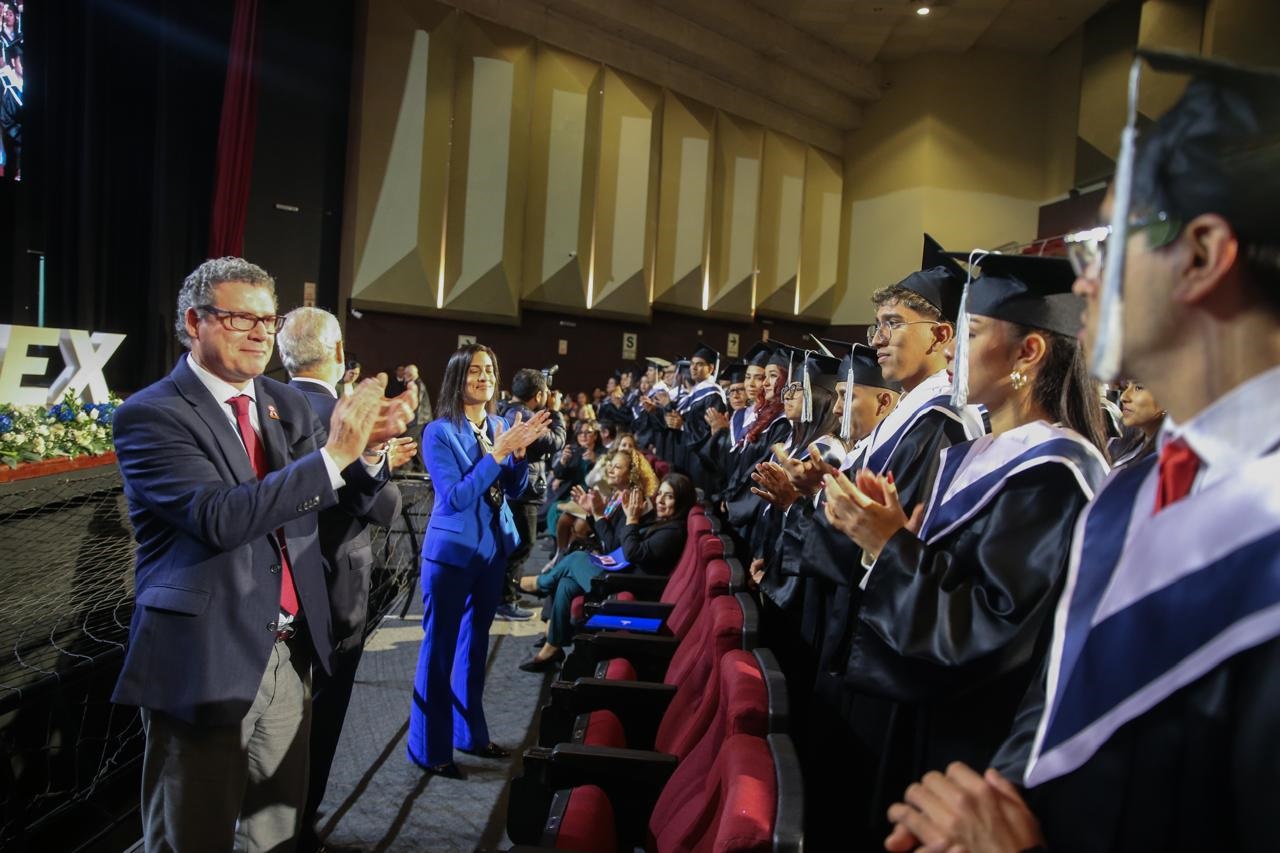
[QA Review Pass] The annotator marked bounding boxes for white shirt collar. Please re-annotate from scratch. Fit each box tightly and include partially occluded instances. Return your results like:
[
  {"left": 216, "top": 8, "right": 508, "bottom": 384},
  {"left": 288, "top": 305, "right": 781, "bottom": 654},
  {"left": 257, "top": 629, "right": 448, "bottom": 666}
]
[
  {"left": 1162, "top": 364, "right": 1280, "bottom": 487},
  {"left": 291, "top": 376, "right": 339, "bottom": 398},
  {"left": 186, "top": 353, "right": 254, "bottom": 405}
]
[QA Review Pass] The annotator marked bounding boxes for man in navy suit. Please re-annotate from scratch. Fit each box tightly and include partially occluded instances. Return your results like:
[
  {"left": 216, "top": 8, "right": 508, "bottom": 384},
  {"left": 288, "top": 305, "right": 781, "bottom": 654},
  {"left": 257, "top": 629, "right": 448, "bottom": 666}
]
[
  {"left": 277, "top": 306, "right": 414, "bottom": 851},
  {"left": 112, "top": 258, "right": 414, "bottom": 852}
]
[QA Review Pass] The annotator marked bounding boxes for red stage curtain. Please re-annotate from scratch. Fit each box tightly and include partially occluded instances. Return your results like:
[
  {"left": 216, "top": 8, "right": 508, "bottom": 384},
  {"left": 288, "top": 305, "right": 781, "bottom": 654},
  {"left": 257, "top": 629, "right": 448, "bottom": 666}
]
[{"left": 207, "top": 0, "right": 261, "bottom": 258}]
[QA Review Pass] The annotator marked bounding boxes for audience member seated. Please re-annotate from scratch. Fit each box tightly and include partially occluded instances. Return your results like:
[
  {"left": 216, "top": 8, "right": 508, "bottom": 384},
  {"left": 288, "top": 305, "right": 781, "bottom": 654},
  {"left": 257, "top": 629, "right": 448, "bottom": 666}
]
[
  {"left": 545, "top": 419, "right": 602, "bottom": 538},
  {"left": 549, "top": 433, "right": 641, "bottom": 569},
  {"left": 518, "top": 470, "right": 692, "bottom": 672}
]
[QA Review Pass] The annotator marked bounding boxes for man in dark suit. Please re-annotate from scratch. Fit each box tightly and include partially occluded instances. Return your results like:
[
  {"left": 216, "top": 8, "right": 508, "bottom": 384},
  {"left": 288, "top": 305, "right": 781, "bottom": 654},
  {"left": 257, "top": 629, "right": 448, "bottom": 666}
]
[
  {"left": 111, "top": 258, "right": 414, "bottom": 852},
  {"left": 277, "top": 307, "right": 411, "bottom": 852}
]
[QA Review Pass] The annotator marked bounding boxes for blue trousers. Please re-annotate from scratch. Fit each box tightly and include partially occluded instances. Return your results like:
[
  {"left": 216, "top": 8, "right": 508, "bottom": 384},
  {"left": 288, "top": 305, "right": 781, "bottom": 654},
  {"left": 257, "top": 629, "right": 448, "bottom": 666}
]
[
  {"left": 537, "top": 551, "right": 606, "bottom": 647},
  {"left": 407, "top": 555, "right": 505, "bottom": 766}
]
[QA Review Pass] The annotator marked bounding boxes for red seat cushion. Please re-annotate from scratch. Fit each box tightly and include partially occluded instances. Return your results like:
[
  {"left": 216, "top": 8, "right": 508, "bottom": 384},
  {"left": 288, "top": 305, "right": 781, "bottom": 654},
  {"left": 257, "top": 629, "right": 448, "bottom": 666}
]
[
  {"left": 570, "top": 594, "right": 586, "bottom": 624},
  {"left": 665, "top": 537, "right": 723, "bottom": 639},
  {"left": 650, "top": 734, "right": 776, "bottom": 853},
  {"left": 654, "top": 595, "right": 746, "bottom": 756},
  {"left": 553, "top": 784, "right": 617, "bottom": 853},
  {"left": 577, "top": 710, "right": 627, "bottom": 748},
  {"left": 595, "top": 657, "right": 638, "bottom": 681},
  {"left": 612, "top": 590, "right": 636, "bottom": 603},
  {"left": 664, "top": 561, "right": 735, "bottom": 686}
]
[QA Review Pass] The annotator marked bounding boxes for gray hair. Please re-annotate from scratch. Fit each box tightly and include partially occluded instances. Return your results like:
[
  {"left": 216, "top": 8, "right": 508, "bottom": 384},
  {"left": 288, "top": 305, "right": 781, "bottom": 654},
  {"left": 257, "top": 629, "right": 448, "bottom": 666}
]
[
  {"left": 277, "top": 307, "right": 343, "bottom": 375},
  {"left": 175, "top": 257, "right": 276, "bottom": 347}
]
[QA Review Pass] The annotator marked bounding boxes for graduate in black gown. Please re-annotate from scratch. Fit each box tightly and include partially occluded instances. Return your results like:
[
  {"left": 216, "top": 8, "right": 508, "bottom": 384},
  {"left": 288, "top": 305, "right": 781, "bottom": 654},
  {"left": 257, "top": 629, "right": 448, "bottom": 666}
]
[
  {"left": 824, "top": 252, "right": 1110, "bottom": 839},
  {"left": 796, "top": 235, "right": 986, "bottom": 848},
  {"left": 884, "top": 51, "right": 1280, "bottom": 853},
  {"left": 721, "top": 344, "right": 792, "bottom": 545},
  {"left": 664, "top": 343, "right": 727, "bottom": 495}
]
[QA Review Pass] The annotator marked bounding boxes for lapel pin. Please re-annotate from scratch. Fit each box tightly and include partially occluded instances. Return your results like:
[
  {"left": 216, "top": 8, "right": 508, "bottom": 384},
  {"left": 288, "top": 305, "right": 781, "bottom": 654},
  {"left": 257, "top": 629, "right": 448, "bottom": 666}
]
[{"left": 267, "top": 404, "right": 280, "bottom": 420}]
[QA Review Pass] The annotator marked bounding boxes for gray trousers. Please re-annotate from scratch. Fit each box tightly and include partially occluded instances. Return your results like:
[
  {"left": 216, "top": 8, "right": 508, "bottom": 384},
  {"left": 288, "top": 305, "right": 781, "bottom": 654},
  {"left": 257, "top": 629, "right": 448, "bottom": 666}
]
[{"left": 141, "top": 638, "right": 313, "bottom": 853}]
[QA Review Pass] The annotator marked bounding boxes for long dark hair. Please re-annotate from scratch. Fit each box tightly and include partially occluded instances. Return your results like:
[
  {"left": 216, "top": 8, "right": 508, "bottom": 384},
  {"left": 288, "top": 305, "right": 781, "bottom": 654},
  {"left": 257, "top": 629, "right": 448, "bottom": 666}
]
[
  {"left": 786, "top": 384, "right": 840, "bottom": 454},
  {"left": 1012, "top": 324, "right": 1108, "bottom": 457},
  {"left": 662, "top": 472, "right": 696, "bottom": 521},
  {"left": 436, "top": 343, "right": 500, "bottom": 425}
]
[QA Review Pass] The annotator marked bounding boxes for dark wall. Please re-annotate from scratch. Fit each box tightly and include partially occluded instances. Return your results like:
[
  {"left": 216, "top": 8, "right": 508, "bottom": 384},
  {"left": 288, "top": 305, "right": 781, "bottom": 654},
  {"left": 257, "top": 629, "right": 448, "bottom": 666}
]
[
  {"left": 242, "top": 0, "right": 355, "bottom": 319},
  {"left": 345, "top": 306, "right": 867, "bottom": 398}
]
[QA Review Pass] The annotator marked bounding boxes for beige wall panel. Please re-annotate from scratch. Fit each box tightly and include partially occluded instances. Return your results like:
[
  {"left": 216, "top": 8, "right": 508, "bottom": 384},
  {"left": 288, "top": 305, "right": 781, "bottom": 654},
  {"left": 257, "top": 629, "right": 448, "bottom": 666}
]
[
  {"left": 437, "top": 16, "right": 533, "bottom": 319},
  {"left": 652, "top": 92, "right": 714, "bottom": 313},
  {"left": 795, "top": 147, "right": 843, "bottom": 321},
  {"left": 589, "top": 70, "right": 660, "bottom": 319},
  {"left": 522, "top": 45, "right": 598, "bottom": 310},
  {"left": 348, "top": 2, "right": 455, "bottom": 309},
  {"left": 755, "top": 131, "right": 805, "bottom": 319},
  {"left": 705, "top": 113, "right": 761, "bottom": 320},
  {"left": 1205, "top": 0, "right": 1280, "bottom": 67}
]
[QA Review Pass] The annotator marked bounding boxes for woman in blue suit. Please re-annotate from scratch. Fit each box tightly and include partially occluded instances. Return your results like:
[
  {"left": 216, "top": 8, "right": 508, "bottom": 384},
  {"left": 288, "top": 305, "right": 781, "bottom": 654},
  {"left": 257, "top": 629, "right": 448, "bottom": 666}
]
[{"left": 408, "top": 344, "right": 551, "bottom": 777}]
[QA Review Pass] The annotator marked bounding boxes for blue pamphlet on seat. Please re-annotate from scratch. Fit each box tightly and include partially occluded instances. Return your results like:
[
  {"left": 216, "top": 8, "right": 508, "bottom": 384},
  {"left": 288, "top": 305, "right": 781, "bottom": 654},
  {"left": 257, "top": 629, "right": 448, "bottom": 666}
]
[
  {"left": 589, "top": 547, "right": 631, "bottom": 572},
  {"left": 584, "top": 614, "right": 663, "bottom": 633}
]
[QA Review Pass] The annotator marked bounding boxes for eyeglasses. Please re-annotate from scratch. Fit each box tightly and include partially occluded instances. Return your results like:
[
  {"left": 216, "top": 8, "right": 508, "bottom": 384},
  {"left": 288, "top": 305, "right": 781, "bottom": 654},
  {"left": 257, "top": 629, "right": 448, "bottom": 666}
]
[
  {"left": 866, "top": 319, "right": 937, "bottom": 345},
  {"left": 198, "top": 305, "right": 286, "bottom": 334},
  {"left": 1064, "top": 211, "right": 1181, "bottom": 280}
]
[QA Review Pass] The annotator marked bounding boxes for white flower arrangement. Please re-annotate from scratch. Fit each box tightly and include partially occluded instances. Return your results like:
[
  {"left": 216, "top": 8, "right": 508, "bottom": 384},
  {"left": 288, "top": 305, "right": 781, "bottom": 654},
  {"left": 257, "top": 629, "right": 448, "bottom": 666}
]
[{"left": 0, "top": 390, "right": 123, "bottom": 469}]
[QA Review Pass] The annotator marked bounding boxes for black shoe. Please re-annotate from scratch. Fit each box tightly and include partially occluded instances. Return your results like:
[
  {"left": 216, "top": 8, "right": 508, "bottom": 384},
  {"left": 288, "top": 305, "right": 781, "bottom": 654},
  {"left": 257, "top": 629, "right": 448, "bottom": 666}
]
[
  {"left": 518, "top": 648, "right": 565, "bottom": 673},
  {"left": 459, "top": 742, "right": 511, "bottom": 759},
  {"left": 413, "top": 759, "right": 466, "bottom": 780}
]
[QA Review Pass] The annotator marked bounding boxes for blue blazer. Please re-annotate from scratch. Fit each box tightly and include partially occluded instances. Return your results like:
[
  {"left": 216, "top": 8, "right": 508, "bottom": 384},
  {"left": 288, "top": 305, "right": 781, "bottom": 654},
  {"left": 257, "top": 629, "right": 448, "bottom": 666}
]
[
  {"left": 421, "top": 415, "right": 528, "bottom": 570},
  {"left": 111, "top": 358, "right": 383, "bottom": 725}
]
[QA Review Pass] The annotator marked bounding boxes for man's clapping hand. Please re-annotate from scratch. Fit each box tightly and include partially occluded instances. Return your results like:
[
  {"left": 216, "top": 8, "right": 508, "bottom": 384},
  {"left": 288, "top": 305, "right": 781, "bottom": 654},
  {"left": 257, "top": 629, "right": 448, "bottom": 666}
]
[{"left": 327, "top": 374, "right": 410, "bottom": 468}]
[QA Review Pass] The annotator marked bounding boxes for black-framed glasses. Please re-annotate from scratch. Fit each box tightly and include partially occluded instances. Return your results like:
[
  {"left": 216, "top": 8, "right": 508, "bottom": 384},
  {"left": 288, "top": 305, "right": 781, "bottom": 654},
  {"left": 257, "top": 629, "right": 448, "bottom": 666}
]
[
  {"left": 866, "top": 318, "right": 938, "bottom": 345},
  {"left": 1064, "top": 211, "right": 1181, "bottom": 280},
  {"left": 197, "top": 305, "right": 286, "bottom": 334}
]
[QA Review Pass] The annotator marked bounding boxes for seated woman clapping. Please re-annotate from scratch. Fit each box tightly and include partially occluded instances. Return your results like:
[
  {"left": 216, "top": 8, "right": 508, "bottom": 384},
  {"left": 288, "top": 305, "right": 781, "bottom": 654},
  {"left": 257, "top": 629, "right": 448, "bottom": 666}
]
[{"left": 517, "top": 465, "right": 694, "bottom": 672}]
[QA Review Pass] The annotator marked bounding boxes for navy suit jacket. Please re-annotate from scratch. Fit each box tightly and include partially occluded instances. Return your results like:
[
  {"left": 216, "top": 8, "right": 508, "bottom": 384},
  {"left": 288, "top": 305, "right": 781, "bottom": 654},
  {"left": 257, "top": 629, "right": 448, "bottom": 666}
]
[
  {"left": 111, "top": 358, "right": 381, "bottom": 725},
  {"left": 291, "top": 379, "right": 402, "bottom": 651},
  {"left": 421, "top": 415, "right": 528, "bottom": 570}
]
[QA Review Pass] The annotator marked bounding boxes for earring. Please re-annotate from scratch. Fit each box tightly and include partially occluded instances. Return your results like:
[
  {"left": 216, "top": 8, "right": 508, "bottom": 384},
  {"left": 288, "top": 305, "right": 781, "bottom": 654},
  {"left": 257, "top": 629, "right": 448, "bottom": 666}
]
[{"left": 1010, "top": 370, "right": 1027, "bottom": 391}]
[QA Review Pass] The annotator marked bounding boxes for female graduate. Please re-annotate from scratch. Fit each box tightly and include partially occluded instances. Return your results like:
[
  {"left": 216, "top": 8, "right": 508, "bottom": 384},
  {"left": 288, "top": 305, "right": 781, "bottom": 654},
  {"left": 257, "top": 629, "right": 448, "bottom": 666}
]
[
  {"left": 721, "top": 346, "right": 792, "bottom": 542},
  {"left": 1107, "top": 379, "right": 1166, "bottom": 468},
  {"left": 822, "top": 253, "right": 1110, "bottom": 827},
  {"left": 407, "top": 344, "right": 551, "bottom": 778},
  {"left": 517, "top": 459, "right": 685, "bottom": 672}
]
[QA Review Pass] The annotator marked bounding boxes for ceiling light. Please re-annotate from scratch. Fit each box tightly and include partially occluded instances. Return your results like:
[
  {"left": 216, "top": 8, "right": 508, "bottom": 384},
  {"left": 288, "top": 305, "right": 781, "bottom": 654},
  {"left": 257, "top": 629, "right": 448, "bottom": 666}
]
[{"left": 916, "top": 6, "right": 931, "bottom": 15}]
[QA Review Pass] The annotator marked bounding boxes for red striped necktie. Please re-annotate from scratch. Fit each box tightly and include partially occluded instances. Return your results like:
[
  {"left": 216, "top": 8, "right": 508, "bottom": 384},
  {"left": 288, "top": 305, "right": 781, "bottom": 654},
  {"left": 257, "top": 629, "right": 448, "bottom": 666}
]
[
  {"left": 1154, "top": 437, "right": 1200, "bottom": 513},
  {"left": 227, "top": 395, "right": 300, "bottom": 615}
]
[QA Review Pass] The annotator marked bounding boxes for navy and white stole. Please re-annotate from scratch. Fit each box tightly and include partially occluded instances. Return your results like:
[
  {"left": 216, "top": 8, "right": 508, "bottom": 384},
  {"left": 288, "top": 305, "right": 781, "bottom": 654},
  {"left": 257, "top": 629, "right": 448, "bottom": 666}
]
[
  {"left": 917, "top": 421, "right": 1109, "bottom": 544},
  {"left": 1024, "top": 447, "right": 1280, "bottom": 787}
]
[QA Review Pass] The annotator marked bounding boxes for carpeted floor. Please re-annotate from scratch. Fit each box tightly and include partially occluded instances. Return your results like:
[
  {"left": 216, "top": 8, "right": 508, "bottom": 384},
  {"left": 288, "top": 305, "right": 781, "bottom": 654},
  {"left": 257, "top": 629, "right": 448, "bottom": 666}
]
[{"left": 313, "top": 538, "right": 557, "bottom": 853}]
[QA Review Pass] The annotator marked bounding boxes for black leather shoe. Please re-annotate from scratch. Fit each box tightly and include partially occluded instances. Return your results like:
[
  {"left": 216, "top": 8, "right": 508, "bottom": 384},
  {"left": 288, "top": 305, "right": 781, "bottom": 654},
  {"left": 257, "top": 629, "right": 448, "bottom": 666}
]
[
  {"left": 460, "top": 742, "right": 511, "bottom": 759},
  {"left": 415, "top": 760, "right": 465, "bottom": 780},
  {"left": 518, "top": 648, "right": 565, "bottom": 673}
]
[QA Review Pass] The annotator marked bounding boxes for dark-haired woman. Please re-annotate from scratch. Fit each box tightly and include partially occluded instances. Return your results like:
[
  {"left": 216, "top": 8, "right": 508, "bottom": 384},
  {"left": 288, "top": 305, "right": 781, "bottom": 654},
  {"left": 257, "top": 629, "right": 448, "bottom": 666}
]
[
  {"left": 517, "top": 470, "right": 694, "bottom": 672},
  {"left": 1108, "top": 380, "right": 1166, "bottom": 469},
  {"left": 407, "top": 345, "right": 551, "bottom": 778},
  {"left": 821, "top": 255, "right": 1110, "bottom": 834},
  {"left": 721, "top": 354, "right": 792, "bottom": 543}
]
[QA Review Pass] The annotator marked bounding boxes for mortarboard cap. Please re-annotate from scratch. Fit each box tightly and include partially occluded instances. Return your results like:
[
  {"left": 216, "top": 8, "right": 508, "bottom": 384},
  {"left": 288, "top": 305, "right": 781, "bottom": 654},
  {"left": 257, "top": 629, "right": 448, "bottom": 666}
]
[
  {"left": 890, "top": 234, "right": 968, "bottom": 322},
  {"left": 644, "top": 356, "right": 673, "bottom": 370},
  {"left": 968, "top": 254, "right": 1083, "bottom": 337},
  {"left": 766, "top": 341, "right": 795, "bottom": 371},
  {"left": 722, "top": 360, "right": 747, "bottom": 383},
  {"left": 743, "top": 341, "right": 774, "bottom": 368},
  {"left": 691, "top": 342, "right": 720, "bottom": 364}
]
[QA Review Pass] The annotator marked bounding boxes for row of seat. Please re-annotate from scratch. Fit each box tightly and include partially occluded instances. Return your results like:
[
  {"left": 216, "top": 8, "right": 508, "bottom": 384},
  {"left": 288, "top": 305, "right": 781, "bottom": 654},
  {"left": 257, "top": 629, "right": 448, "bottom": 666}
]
[{"left": 506, "top": 506, "right": 805, "bottom": 852}]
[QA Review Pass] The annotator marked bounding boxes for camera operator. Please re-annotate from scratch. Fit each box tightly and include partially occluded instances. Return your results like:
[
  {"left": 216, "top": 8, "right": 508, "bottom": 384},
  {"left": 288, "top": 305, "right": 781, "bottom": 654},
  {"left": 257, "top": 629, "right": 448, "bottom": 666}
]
[{"left": 497, "top": 368, "right": 567, "bottom": 620}]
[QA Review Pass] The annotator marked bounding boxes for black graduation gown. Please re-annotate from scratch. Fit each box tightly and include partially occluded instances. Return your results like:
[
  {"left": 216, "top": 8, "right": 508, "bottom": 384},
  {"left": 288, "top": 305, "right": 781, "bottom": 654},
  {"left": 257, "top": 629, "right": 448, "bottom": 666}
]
[
  {"left": 799, "top": 408, "right": 978, "bottom": 848},
  {"left": 676, "top": 387, "right": 727, "bottom": 495},
  {"left": 988, "top": 636, "right": 1280, "bottom": 852},
  {"left": 846, "top": 463, "right": 1092, "bottom": 829},
  {"left": 722, "top": 415, "right": 791, "bottom": 544}
]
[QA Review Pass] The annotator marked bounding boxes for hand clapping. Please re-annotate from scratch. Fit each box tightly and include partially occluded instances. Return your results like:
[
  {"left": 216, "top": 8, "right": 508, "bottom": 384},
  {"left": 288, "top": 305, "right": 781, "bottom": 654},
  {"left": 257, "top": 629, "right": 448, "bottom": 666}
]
[
  {"left": 623, "top": 487, "right": 647, "bottom": 523},
  {"left": 571, "top": 484, "right": 606, "bottom": 517},
  {"left": 705, "top": 407, "right": 729, "bottom": 434},
  {"left": 884, "top": 763, "right": 1044, "bottom": 853},
  {"left": 327, "top": 373, "right": 406, "bottom": 469},
  {"left": 822, "top": 467, "right": 922, "bottom": 557},
  {"left": 491, "top": 409, "right": 552, "bottom": 462}
]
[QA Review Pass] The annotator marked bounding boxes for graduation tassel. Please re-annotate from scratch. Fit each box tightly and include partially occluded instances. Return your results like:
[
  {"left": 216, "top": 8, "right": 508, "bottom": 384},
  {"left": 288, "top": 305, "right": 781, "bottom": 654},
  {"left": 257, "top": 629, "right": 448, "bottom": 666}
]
[
  {"left": 801, "top": 355, "right": 813, "bottom": 423},
  {"left": 840, "top": 367, "right": 854, "bottom": 442},
  {"left": 1090, "top": 56, "right": 1143, "bottom": 383},
  {"left": 950, "top": 249, "right": 989, "bottom": 409}
]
